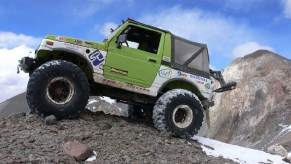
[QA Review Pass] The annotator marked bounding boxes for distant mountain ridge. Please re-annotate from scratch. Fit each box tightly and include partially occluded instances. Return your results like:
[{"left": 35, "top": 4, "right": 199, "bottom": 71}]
[{"left": 0, "top": 92, "right": 29, "bottom": 118}]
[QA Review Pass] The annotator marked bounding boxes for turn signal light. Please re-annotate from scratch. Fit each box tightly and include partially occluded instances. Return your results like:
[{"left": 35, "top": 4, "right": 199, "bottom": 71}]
[{"left": 46, "top": 41, "right": 54, "bottom": 46}]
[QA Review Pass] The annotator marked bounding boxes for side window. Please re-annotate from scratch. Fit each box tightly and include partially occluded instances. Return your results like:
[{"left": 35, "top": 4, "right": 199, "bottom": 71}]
[{"left": 121, "top": 26, "right": 161, "bottom": 54}]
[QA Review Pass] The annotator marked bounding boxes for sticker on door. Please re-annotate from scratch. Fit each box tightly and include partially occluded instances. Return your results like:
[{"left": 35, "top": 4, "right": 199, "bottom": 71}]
[{"left": 88, "top": 50, "right": 105, "bottom": 66}]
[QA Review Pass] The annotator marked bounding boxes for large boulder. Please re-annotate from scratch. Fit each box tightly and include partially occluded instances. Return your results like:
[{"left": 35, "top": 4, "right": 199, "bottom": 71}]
[
  {"left": 199, "top": 50, "right": 291, "bottom": 151},
  {"left": 267, "top": 144, "right": 288, "bottom": 157},
  {"left": 62, "top": 141, "right": 93, "bottom": 161}
]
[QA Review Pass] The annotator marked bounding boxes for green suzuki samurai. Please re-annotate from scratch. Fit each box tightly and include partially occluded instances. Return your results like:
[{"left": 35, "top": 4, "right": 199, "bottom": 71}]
[{"left": 18, "top": 18, "right": 236, "bottom": 138}]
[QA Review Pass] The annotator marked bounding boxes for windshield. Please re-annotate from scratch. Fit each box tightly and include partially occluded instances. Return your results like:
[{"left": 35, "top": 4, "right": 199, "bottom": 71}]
[{"left": 103, "top": 25, "right": 122, "bottom": 42}]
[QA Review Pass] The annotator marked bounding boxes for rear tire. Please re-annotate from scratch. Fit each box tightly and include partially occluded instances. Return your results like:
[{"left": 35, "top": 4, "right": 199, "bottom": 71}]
[
  {"left": 152, "top": 89, "right": 203, "bottom": 138},
  {"left": 26, "top": 60, "right": 90, "bottom": 119}
]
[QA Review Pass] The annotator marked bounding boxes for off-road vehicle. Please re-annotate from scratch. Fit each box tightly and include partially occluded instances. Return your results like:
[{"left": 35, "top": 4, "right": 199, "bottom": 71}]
[{"left": 18, "top": 19, "right": 236, "bottom": 138}]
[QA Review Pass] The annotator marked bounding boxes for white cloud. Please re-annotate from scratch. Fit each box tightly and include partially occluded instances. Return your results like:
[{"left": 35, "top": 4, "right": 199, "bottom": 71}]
[
  {"left": 209, "top": 64, "right": 217, "bottom": 70},
  {"left": 97, "top": 22, "right": 118, "bottom": 37},
  {"left": 232, "top": 42, "right": 274, "bottom": 58},
  {"left": 0, "top": 31, "right": 39, "bottom": 102},
  {"left": 0, "top": 32, "right": 40, "bottom": 49},
  {"left": 0, "top": 45, "right": 34, "bottom": 102},
  {"left": 139, "top": 6, "right": 252, "bottom": 57},
  {"left": 283, "top": 0, "right": 291, "bottom": 18}
]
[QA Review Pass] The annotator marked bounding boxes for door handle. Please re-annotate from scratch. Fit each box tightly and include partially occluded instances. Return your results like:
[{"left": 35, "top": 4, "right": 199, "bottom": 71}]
[{"left": 148, "top": 58, "right": 156, "bottom": 63}]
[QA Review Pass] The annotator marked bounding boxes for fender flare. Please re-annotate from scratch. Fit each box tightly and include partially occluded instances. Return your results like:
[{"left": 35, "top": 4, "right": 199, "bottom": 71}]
[
  {"left": 157, "top": 78, "right": 203, "bottom": 98},
  {"left": 48, "top": 48, "right": 94, "bottom": 77}
]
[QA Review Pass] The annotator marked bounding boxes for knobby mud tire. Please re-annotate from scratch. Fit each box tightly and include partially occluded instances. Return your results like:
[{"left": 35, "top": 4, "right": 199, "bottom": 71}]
[
  {"left": 26, "top": 60, "right": 90, "bottom": 119},
  {"left": 152, "top": 89, "right": 204, "bottom": 138}
]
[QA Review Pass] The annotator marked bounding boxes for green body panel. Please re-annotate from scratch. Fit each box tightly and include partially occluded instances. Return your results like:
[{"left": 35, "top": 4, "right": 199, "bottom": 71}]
[
  {"left": 103, "top": 23, "right": 165, "bottom": 88},
  {"left": 44, "top": 35, "right": 106, "bottom": 50},
  {"left": 45, "top": 35, "right": 56, "bottom": 40}
]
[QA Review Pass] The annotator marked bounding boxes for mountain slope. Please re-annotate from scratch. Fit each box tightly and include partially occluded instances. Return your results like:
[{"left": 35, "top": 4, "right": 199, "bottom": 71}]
[
  {"left": 199, "top": 50, "right": 291, "bottom": 151},
  {"left": 0, "top": 92, "right": 30, "bottom": 118},
  {"left": 0, "top": 110, "right": 287, "bottom": 163},
  {"left": 0, "top": 111, "right": 239, "bottom": 163}
]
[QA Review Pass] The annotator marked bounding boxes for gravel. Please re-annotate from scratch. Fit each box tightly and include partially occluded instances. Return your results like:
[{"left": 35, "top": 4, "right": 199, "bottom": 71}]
[{"left": 0, "top": 111, "right": 237, "bottom": 163}]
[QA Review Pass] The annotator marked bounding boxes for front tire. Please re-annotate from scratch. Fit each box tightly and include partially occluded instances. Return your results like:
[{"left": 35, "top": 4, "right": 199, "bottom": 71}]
[
  {"left": 26, "top": 60, "right": 90, "bottom": 119},
  {"left": 152, "top": 89, "right": 204, "bottom": 138}
]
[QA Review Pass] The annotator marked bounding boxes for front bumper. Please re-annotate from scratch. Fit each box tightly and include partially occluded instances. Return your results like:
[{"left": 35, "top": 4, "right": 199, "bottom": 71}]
[{"left": 17, "top": 57, "right": 35, "bottom": 73}]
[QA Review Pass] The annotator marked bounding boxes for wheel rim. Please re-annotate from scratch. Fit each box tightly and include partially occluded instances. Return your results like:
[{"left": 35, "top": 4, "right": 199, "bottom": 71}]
[
  {"left": 46, "top": 77, "right": 74, "bottom": 105},
  {"left": 172, "top": 105, "right": 193, "bottom": 128}
]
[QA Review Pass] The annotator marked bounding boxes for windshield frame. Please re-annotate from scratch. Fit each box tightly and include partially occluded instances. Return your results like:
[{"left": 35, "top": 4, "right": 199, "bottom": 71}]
[{"left": 103, "top": 25, "right": 123, "bottom": 43}]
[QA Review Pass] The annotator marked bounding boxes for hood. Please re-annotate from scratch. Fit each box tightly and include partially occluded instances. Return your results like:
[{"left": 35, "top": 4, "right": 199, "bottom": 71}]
[{"left": 45, "top": 35, "right": 106, "bottom": 51}]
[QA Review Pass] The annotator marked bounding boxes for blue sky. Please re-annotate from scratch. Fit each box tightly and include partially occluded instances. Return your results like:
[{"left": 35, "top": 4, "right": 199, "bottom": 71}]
[{"left": 0, "top": 0, "right": 291, "bottom": 102}]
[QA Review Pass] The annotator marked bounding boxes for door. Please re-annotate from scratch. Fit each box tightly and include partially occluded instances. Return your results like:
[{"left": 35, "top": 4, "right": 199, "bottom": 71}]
[{"left": 104, "top": 25, "right": 164, "bottom": 88}]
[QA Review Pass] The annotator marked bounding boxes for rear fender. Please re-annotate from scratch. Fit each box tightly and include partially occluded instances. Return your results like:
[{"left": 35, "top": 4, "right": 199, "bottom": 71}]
[{"left": 158, "top": 78, "right": 204, "bottom": 99}]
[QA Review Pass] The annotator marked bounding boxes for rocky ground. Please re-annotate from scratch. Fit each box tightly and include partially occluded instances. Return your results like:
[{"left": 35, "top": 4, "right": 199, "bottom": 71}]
[{"left": 0, "top": 110, "right": 237, "bottom": 164}]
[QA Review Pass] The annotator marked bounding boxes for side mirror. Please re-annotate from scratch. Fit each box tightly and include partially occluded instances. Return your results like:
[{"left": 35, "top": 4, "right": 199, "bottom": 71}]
[{"left": 117, "top": 34, "right": 127, "bottom": 48}]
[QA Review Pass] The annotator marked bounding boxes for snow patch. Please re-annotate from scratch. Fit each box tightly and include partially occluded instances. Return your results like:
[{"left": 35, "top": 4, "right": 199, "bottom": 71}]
[
  {"left": 85, "top": 150, "right": 97, "bottom": 162},
  {"left": 192, "top": 136, "right": 287, "bottom": 164},
  {"left": 279, "top": 124, "right": 291, "bottom": 135},
  {"left": 100, "top": 96, "right": 116, "bottom": 104},
  {"left": 88, "top": 99, "right": 98, "bottom": 105}
]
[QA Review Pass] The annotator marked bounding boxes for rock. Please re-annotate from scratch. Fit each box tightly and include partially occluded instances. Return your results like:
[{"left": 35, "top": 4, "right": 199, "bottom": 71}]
[
  {"left": 204, "top": 144, "right": 215, "bottom": 150},
  {"left": 120, "top": 126, "right": 130, "bottom": 132},
  {"left": 9, "top": 138, "right": 16, "bottom": 143},
  {"left": 28, "top": 154, "right": 34, "bottom": 161},
  {"left": 199, "top": 50, "right": 291, "bottom": 150},
  {"left": 78, "top": 132, "right": 92, "bottom": 141},
  {"left": 283, "top": 158, "right": 290, "bottom": 163},
  {"left": 24, "top": 149, "right": 32, "bottom": 155},
  {"left": 44, "top": 115, "right": 57, "bottom": 125},
  {"left": 62, "top": 141, "right": 93, "bottom": 161},
  {"left": 131, "top": 141, "right": 144, "bottom": 150},
  {"left": 188, "top": 156, "right": 199, "bottom": 163},
  {"left": 122, "top": 155, "right": 131, "bottom": 163},
  {"left": 28, "top": 138, "right": 35, "bottom": 143},
  {"left": 80, "top": 111, "right": 96, "bottom": 121},
  {"left": 101, "top": 122, "right": 112, "bottom": 130},
  {"left": 267, "top": 144, "right": 288, "bottom": 157},
  {"left": 0, "top": 121, "right": 5, "bottom": 128},
  {"left": 57, "top": 124, "right": 65, "bottom": 130},
  {"left": 10, "top": 116, "right": 19, "bottom": 124}
]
